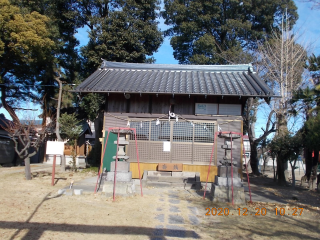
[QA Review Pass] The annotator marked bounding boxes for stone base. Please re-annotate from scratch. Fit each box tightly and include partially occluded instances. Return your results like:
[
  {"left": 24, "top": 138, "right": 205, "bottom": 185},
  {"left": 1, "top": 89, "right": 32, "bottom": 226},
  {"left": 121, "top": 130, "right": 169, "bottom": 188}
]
[
  {"left": 147, "top": 171, "right": 172, "bottom": 176},
  {"left": 112, "top": 156, "right": 129, "bottom": 160},
  {"left": 110, "top": 161, "right": 130, "bottom": 172},
  {"left": 211, "top": 184, "right": 246, "bottom": 204},
  {"left": 218, "top": 166, "right": 239, "bottom": 178},
  {"left": 221, "top": 145, "right": 237, "bottom": 149},
  {"left": 105, "top": 172, "right": 132, "bottom": 182},
  {"left": 215, "top": 176, "right": 242, "bottom": 187},
  {"left": 102, "top": 181, "right": 135, "bottom": 196}
]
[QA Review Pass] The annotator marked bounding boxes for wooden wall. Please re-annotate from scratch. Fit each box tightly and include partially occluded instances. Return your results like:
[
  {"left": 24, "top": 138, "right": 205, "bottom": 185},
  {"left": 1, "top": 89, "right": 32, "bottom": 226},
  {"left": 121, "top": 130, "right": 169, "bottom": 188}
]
[
  {"left": 103, "top": 93, "right": 244, "bottom": 174},
  {"left": 106, "top": 93, "right": 248, "bottom": 115}
]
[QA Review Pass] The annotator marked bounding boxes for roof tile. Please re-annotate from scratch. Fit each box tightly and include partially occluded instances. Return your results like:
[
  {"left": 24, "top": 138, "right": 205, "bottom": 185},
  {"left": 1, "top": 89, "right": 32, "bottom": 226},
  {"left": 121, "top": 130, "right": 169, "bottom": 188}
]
[{"left": 74, "top": 61, "right": 274, "bottom": 97}]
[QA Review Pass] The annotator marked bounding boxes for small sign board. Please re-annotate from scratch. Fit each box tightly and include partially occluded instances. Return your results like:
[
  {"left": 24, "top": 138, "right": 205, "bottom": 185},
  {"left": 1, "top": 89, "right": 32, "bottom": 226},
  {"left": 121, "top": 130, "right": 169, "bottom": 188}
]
[
  {"left": 195, "top": 103, "right": 218, "bottom": 115},
  {"left": 163, "top": 142, "right": 171, "bottom": 152},
  {"left": 158, "top": 163, "right": 183, "bottom": 172},
  {"left": 46, "top": 141, "right": 64, "bottom": 155}
]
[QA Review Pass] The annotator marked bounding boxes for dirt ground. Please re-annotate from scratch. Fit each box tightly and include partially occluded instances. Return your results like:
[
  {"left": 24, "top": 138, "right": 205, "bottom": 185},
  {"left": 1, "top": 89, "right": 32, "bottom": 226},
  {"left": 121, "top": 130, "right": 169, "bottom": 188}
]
[{"left": 0, "top": 166, "right": 319, "bottom": 240}]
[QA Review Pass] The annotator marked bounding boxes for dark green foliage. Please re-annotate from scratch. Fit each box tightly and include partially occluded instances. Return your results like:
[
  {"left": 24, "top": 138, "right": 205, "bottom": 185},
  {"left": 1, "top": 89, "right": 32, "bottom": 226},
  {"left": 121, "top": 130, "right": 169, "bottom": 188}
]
[
  {"left": 303, "top": 114, "right": 320, "bottom": 151},
  {"left": 162, "top": 0, "right": 298, "bottom": 64},
  {"left": 79, "top": 93, "right": 105, "bottom": 121},
  {"left": 0, "top": 0, "right": 56, "bottom": 121},
  {"left": 291, "top": 54, "right": 320, "bottom": 119},
  {"left": 1, "top": 0, "right": 84, "bottom": 122},
  {"left": 269, "top": 132, "right": 302, "bottom": 163},
  {"left": 269, "top": 132, "right": 303, "bottom": 185},
  {"left": 59, "top": 112, "right": 82, "bottom": 170},
  {"left": 58, "top": 113, "right": 82, "bottom": 142},
  {"left": 80, "top": 0, "right": 163, "bottom": 74}
]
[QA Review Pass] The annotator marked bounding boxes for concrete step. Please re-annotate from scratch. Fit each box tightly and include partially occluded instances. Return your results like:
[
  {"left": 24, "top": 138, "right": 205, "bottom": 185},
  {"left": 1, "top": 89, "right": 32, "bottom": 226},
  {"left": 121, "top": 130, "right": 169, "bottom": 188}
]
[
  {"left": 147, "top": 171, "right": 172, "bottom": 177},
  {"left": 146, "top": 181, "right": 201, "bottom": 189},
  {"left": 147, "top": 176, "right": 197, "bottom": 183}
]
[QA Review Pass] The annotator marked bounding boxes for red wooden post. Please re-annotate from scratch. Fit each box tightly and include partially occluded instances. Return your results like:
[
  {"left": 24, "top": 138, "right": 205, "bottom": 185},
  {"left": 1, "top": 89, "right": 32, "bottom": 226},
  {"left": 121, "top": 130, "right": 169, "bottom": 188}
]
[{"left": 51, "top": 155, "right": 56, "bottom": 186}]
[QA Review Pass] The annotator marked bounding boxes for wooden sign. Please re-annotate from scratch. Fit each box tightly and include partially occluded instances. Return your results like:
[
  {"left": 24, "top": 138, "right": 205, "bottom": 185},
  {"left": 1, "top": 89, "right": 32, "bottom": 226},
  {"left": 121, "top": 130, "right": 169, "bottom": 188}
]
[{"left": 158, "top": 163, "right": 183, "bottom": 172}]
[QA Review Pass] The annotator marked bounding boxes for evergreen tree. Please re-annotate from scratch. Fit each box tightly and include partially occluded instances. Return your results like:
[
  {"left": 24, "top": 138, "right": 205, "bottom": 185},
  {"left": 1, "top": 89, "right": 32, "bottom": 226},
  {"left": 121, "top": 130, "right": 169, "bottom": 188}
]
[
  {"left": 162, "top": 0, "right": 298, "bottom": 64},
  {"left": 80, "top": 0, "right": 163, "bottom": 74},
  {"left": 0, "top": 0, "right": 55, "bottom": 123}
]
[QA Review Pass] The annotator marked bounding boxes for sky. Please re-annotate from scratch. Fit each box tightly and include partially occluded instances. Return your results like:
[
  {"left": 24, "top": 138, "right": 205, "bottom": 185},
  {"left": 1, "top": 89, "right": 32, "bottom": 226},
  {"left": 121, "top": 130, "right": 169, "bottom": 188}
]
[{"left": 1, "top": 0, "right": 319, "bottom": 135}]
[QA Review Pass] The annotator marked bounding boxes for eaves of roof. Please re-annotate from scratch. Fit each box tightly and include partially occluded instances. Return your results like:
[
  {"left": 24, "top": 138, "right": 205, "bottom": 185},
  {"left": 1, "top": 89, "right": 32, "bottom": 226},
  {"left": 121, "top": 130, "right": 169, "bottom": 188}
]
[{"left": 73, "top": 61, "right": 276, "bottom": 98}]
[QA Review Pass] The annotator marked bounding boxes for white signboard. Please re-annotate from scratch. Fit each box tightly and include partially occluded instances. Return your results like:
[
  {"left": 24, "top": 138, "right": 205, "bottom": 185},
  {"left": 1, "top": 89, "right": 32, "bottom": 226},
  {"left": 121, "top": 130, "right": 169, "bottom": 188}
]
[
  {"left": 163, "top": 142, "right": 171, "bottom": 152},
  {"left": 46, "top": 141, "right": 65, "bottom": 155},
  {"left": 195, "top": 103, "right": 218, "bottom": 115}
]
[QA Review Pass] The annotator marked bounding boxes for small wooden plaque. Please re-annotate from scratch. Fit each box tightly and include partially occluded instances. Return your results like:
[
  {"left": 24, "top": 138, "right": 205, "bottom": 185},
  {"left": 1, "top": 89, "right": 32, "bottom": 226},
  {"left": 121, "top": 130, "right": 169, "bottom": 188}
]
[{"left": 158, "top": 163, "right": 183, "bottom": 172}]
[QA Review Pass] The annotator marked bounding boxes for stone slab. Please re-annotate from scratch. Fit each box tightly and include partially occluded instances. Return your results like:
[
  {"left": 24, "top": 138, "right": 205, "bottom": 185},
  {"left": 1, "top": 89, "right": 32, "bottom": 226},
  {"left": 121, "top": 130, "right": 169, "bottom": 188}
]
[
  {"left": 58, "top": 189, "right": 66, "bottom": 195},
  {"left": 102, "top": 181, "right": 135, "bottom": 196},
  {"left": 166, "top": 225, "right": 186, "bottom": 238},
  {"left": 147, "top": 176, "right": 195, "bottom": 183},
  {"left": 110, "top": 161, "right": 130, "bottom": 172},
  {"left": 211, "top": 184, "right": 245, "bottom": 203},
  {"left": 189, "top": 215, "right": 200, "bottom": 225},
  {"left": 218, "top": 166, "right": 239, "bottom": 177},
  {"left": 74, "top": 189, "right": 83, "bottom": 195},
  {"left": 64, "top": 189, "right": 73, "bottom": 196},
  {"left": 215, "top": 176, "right": 242, "bottom": 187},
  {"left": 172, "top": 172, "right": 197, "bottom": 178},
  {"left": 148, "top": 171, "right": 172, "bottom": 176},
  {"left": 105, "top": 171, "right": 132, "bottom": 182},
  {"left": 212, "top": 196, "right": 246, "bottom": 205},
  {"left": 168, "top": 215, "right": 184, "bottom": 224}
]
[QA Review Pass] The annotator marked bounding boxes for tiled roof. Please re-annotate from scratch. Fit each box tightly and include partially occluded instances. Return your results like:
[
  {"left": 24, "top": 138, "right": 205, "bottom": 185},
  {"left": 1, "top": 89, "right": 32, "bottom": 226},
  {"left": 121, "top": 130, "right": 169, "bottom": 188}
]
[{"left": 74, "top": 61, "right": 274, "bottom": 97}]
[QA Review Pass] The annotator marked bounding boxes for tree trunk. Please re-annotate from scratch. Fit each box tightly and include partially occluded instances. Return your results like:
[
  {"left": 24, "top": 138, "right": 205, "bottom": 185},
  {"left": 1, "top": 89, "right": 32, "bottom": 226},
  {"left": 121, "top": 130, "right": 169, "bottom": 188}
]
[
  {"left": 24, "top": 157, "right": 32, "bottom": 180},
  {"left": 290, "top": 160, "right": 296, "bottom": 189},
  {"left": 277, "top": 112, "right": 288, "bottom": 136},
  {"left": 54, "top": 77, "right": 66, "bottom": 172},
  {"left": 273, "top": 158, "right": 276, "bottom": 181},
  {"left": 1, "top": 87, "right": 20, "bottom": 124},
  {"left": 305, "top": 148, "right": 313, "bottom": 181},
  {"left": 277, "top": 158, "right": 287, "bottom": 185},
  {"left": 93, "top": 111, "right": 103, "bottom": 166},
  {"left": 250, "top": 141, "right": 260, "bottom": 175}
]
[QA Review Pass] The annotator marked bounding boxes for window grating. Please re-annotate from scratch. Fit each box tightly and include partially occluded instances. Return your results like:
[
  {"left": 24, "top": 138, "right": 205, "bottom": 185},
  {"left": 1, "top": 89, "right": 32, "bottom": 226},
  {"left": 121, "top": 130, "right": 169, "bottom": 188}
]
[
  {"left": 172, "top": 122, "right": 193, "bottom": 142},
  {"left": 128, "top": 119, "right": 216, "bottom": 164},
  {"left": 194, "top": 123, "right": 215, "bottom": 143},
  {"left": 129, "top": 121, "right": 149, "bottom": 140}
]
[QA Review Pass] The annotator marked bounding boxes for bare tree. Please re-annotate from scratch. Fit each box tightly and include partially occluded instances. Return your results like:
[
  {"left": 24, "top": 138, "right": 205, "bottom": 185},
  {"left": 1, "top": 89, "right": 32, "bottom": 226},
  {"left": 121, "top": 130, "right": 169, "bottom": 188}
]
[
  {"left": 257, "top": 17, "right": 308, "bottom": 135},
  {"left": 256, "top": 14, "right": 309, "bottom": 184},
  {"left": 301, "top": 0, "right": 320, "bottom": 9},
  {"left": 3, "top": 120, "right": 53, "bottom": 180},
  {"left": 243, "top": 98, "right": 276, "bottom": 175}
]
